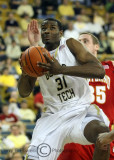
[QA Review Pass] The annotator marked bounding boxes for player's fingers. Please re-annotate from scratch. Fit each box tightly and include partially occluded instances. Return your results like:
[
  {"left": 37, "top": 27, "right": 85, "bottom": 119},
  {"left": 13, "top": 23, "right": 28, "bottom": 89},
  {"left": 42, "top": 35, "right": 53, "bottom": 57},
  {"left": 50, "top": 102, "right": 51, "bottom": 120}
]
[
  {"left": 30, "top": 20, "right": 33, "bottom": 30},
  {"left": 52, "top": 57, "right": 58, "bottom": 62},
  {"left": 37, "top": 62, "right": 51, "bottom": 68},
  {"left": 43, "top": 54, "right": 53, "bottom": 63},
  {"left": 30, "top": 20, "right": 35, "bottom": 31},
  {"left": 32, "top": 19, "right": 35, "bottom": 25},
  {"left": 43, "top": 71, "right": 49, "bottom": 75},
  {"left": 35, "top": 20, "right": 38, "bottom": 28}
]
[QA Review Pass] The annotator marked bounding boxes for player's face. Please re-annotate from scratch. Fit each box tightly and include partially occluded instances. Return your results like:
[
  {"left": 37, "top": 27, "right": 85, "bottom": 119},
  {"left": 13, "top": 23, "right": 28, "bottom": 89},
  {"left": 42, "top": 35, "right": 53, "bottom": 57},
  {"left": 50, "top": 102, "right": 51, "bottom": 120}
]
[
  {"left": 41, "top": 20, "right": 62, "bottom": 45},
  {"left": 78, "top": 34, "right": 99, "bottom": 57}
]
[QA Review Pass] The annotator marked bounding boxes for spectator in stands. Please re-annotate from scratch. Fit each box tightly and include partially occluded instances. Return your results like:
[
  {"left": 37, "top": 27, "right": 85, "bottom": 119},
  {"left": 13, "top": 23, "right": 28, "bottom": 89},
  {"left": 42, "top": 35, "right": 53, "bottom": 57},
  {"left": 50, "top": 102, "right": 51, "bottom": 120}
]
[
  {"left": 5, "top": 30, "right": 20, "bottom": 45},
  {"left": 0, "top": 67, "right": 17, "bottom": 88},
  {"left": 19, "top": 13, "right": 31, "bottom": 31},
  {"left": 42, "top": 0, "right": 58, "bottom": 16},
  {"left": 20, "top": 31, "right": 30, "bottom": 51},
  {"left": 2, "top": 58, "right": 17, "bottom": 75},
  {"left": 99, "top": 32, "right": 112, "bottom": 54},
  {"left": 33, "top": 0, "right": 43, "bottom": 18},
  {"left": 107, "top": 23, "right": 114, "bottom": 53},
  {"left": 10, "top": 90, "right": 19, "bottom": 100},
  {"left": 64, "top": 21, "right": 79, "bottom": 39},
  {"left": 79, "top": 8, "right": 90, "bottom": 22},
  {"left": 4, "top": 12, "right": 20, "bottom": 33},
  {"left": 5, "top": 149, "right": 23, "bottom": 160},
  {"left": 73, "top": 1, "right": 82, "bottom": 15},
  {"left": 3, "top": 57, "right": 22, "bottom": 76},
  {"left": 60, "top": 16, "right": 68, "bottom": 32},
  {"left": 103, "top": 12, "right": 112, "bottom": 34},
  {"left": 8, "top": 98, "right": 22, "bottom": 119},
  {"left": 0, "top": 35, "right": 6, "bottom": 61},
  {"left": 10, "top": 0, "right": 22, "bottom": 9},
  {"left": 93, "top": 11, "right": 105, "bottom": 26},
  {"left": 16, "top": 121, "right": 26, "bottom": 134},
  {"left": 58, "top": 0, "right": 75, "bottom": 20},
  {"left": 22, "top": 143, "right": 30, "bottom": 156},
  {"left": 0, "top": 103, "right": 18, "bottom": 131},
  {"left": 4, "top": 124, "right": 29, "bottom": 149},
  {"left": 16, "top": 0, "right": 34, "bottom": 17},
  {"left": 11, "top": 152, "right": 23, "bottom": 160},
  {"left": 73, "top": 15, "right": 88, "bottom": 33},
  {"left": 0, "top": 26, "right": 3, "bottom": 36},
  {"left": 87, "top": 18, "right": 103, "bottom": 36},
  {"left": 105, "top": 0, "right": 114, "bottom": 13},
  {"left": 70, "top": 0, "right": 85, "bottom": 5},
  {"left": 6, "top": 40, "right": 21, "bottom": 60},
  {"left": 0, "top": 36, "right": 6, "bottom": 52},
  {"left": 20, "top": 100, "right": 36, "bottom": 122}
]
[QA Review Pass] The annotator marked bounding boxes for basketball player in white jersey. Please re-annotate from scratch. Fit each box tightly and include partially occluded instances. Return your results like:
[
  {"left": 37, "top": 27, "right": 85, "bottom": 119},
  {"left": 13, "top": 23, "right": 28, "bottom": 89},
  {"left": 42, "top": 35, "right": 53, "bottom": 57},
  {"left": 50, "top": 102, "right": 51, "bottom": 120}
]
[{"left": 18, "top": 19, "right": 110, "bottom": 160}]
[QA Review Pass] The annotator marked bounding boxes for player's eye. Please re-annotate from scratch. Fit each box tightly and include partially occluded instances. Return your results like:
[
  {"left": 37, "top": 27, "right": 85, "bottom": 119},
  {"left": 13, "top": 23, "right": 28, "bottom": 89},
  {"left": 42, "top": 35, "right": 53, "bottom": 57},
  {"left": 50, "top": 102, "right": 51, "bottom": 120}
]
[
  {"left": 83, "top": 40, "right": 87, "bottom": 43},
  {"left": 50, "top": 27, "right": 55, "bottom": 30},
  {"left": 42, "top": 27, "right": 46, "bottom": 31}
]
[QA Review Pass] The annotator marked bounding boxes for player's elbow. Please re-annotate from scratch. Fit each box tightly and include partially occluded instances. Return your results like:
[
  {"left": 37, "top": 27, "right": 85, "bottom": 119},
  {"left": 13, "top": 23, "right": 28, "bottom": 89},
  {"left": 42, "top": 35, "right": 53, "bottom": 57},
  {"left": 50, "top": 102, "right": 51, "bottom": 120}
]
[
  {"left": 97, "top": 65, "right": 105, "bottom": 79},
  {"left": 18, "top": 91, "right": 31, "bottom": 98}
]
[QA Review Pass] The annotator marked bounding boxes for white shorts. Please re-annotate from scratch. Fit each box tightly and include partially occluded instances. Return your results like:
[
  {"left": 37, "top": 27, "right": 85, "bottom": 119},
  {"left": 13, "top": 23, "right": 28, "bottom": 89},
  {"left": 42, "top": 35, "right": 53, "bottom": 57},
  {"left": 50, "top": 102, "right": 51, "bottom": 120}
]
[{"left": 27, "top": 104, "right": 108, "bottom": 160}]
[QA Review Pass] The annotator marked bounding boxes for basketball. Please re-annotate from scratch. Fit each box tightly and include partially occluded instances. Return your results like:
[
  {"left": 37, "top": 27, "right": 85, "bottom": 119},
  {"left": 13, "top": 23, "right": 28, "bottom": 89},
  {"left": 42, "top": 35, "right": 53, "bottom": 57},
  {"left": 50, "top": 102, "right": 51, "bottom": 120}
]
[{"left": 20, "top": 46, "right": 52, "bottom": 77}]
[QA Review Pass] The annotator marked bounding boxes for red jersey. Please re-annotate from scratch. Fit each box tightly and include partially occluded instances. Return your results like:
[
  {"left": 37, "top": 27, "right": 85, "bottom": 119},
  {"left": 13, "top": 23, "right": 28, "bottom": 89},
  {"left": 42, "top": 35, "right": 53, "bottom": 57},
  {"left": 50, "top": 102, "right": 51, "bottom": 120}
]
[
  {"left": 58, "top": 61, "right": 114, "bottom": 160},
  {"left": 34, "top": 92, "right": 44, "bottom": 104},
  {"left": 0, "top": 113, "right": 18, "bottom": 122},
  {"left": 89, "top": 61, "right": 114, "bottom": 125}
]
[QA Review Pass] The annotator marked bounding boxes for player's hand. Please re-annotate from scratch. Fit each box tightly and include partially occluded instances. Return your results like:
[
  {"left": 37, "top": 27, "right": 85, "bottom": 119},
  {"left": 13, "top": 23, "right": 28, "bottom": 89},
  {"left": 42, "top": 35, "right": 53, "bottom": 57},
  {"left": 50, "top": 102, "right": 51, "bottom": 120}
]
[
  {"left": 37, "top": 54, "right": 62, "bottom": 75},
  {"left": 27, "top": 19, "right": 40, "bottom": 46},
  {"left": 96, "top": 132, "right": 112, "bottom": 150}
]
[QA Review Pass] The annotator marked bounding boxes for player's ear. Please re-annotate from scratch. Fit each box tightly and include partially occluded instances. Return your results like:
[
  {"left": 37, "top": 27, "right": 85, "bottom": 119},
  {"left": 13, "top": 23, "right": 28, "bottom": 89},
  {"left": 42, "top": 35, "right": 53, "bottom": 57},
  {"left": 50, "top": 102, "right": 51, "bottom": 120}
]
[
  {"left": 59, "top": 30, "right": 63, "bottom": 37},
  {"left": 95, "top": 44, "right": 99, "bottom": 51}
]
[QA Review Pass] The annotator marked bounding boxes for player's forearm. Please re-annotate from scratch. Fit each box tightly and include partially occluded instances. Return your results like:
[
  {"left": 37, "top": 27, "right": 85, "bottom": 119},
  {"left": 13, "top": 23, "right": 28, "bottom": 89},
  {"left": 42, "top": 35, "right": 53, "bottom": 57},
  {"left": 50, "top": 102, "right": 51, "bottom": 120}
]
[
  {"left": 60, "top": 62, "right": 105, "bottom": 79},
  {"left": 18, "top": 74, "right": 36, "bottom": 98}
]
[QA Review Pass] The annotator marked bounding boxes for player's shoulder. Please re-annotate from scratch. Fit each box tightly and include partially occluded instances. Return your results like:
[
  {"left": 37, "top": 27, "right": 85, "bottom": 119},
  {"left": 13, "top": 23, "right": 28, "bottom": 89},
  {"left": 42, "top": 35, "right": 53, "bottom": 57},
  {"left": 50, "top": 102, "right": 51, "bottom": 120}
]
[
  {"left": 66, "top": 38, "right": 81, "bottom": 51},
  {"left": 66, "top": 37, "right": 78, "bottom": 44}
]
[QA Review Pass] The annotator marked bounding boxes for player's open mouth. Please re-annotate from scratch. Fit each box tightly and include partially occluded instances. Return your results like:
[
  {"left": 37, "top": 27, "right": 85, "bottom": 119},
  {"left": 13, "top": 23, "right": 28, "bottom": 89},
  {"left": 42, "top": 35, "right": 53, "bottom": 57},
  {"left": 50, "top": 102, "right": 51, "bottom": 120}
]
[{"left": 44, "top": 37, "right": 50, "bottom": 41}]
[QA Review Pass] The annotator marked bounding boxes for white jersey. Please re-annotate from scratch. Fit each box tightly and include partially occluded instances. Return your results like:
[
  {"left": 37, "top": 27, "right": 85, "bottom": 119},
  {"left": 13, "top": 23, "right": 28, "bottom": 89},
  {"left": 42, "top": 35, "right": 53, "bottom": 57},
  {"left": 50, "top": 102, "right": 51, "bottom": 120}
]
[{"left": 39, "top": 37, "right": 92, "bottom": 113}]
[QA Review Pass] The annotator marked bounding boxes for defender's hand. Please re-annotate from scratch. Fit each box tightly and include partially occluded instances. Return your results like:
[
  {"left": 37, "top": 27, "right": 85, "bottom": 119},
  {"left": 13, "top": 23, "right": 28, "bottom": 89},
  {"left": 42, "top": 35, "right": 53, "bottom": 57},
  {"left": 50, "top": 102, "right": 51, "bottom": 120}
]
[
  {"left": 98, "top": 132, "right": 112, "bottom": 145},
  {"left": 96, "top": 132, "right": 112, "bottom": 150},
  {"left": 37, "top": 54, "right": 62, "bottom": 75},
  {"left": 27, "top": 19, "right": 40, "bottom": 46}
]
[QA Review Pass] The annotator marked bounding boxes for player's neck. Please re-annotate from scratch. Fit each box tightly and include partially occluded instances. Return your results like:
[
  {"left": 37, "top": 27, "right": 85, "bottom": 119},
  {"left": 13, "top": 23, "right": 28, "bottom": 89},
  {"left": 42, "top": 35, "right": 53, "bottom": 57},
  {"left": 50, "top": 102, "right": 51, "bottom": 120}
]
[{"left": 45, "top": 41, "right": 60, "bottom": 51}]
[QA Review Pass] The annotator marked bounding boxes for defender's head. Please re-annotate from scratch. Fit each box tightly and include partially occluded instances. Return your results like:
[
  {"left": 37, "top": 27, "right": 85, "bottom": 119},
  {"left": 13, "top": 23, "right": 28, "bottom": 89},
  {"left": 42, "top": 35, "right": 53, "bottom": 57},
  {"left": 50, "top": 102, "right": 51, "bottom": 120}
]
[{"left": 78, "top": 32, "right": 99, "bottom": 57}]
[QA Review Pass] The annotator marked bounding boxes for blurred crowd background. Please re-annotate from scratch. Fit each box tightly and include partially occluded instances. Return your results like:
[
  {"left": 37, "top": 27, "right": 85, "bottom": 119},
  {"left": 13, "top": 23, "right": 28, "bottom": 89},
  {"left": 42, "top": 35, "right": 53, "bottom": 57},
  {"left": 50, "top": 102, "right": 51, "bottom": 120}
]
[{"left": 0, "top": 0, "right": 114, "bottom": 159}]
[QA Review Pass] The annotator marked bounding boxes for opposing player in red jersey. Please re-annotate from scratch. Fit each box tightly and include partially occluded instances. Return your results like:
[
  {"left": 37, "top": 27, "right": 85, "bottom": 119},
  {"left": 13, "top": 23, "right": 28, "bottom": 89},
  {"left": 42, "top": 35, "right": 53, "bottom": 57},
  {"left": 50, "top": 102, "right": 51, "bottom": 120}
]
[{"left": 57, "top": 32, "right": 114, "bottom": 160}]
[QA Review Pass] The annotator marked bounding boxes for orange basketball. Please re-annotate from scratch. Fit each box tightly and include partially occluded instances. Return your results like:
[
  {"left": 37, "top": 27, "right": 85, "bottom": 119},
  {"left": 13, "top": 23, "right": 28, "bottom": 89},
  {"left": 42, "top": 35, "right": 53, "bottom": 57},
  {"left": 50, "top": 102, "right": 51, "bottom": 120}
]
[{"left": 20, "top": 46, "right": 52, "bottom": 77}]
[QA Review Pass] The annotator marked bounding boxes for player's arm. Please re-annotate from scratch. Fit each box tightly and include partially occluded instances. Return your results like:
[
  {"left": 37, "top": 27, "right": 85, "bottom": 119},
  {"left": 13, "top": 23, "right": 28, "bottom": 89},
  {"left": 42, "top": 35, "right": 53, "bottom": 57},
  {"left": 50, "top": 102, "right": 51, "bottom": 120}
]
[
  {"left": 41, "top": 38, "right": 105, "bottom": 79},
  {"left": 62, "top": 38, "right": 105, "bottom": 78},
  {"left": 18, "top": 74, "right": 37, "bottom": 98},
  {"left": 18, "top": 20, "right": 40, "bottom": 98}
]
